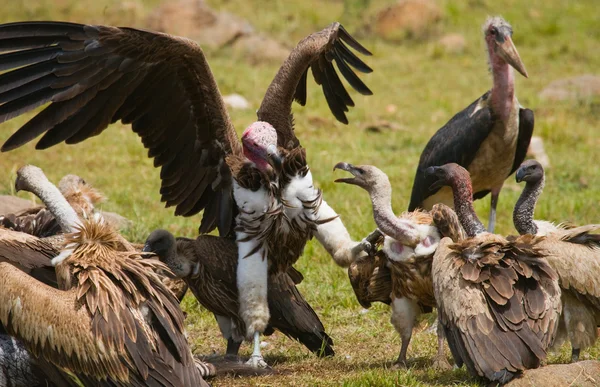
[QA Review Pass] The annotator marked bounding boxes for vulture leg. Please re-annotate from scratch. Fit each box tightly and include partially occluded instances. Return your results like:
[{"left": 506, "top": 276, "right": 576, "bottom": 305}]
[
  {"left": 487, "top": 184, "right": 503, "bottom": 232},
  {"left": 236, "top": 233, "right": 269, "bottom": 368},
  {"left": 432, "top": 321, "right": 452, "bottom": 371},
  {"left": 571, "top": 348, "right": 580, "bottom": 363},
  {"left": 215, "top": 315, "right": 242, "bottom": 359},
  {"left": 390, "top": 297, "right": 420, "bottom": 369}
]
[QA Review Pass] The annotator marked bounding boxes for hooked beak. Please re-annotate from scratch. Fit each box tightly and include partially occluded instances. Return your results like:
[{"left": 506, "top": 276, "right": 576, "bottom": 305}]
[
  {"left": 142, "top": 243, "right": 151, "bottom": 253},
  {"left": 496, "top": 36, "right": 528, "bottom": 78},
  {"left": 333, "top": 162, "right": 359, "bottom": 184},
  {"left": 14, "top": 176, "right": 25, "bottom": 192},
  {"left": 515, "top": 168, "right": 527, "bottom": 183},
  {"left": 424, "top": 166, "right": 445, "bottom": 191},
  {"left": 266, "top": 144, "right": 283, "bottom": 169}
]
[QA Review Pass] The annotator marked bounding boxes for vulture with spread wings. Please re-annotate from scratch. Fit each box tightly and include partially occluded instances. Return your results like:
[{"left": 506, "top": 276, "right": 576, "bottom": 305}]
[{"left": 0, "top": 21, "right": 373, "bottom": 367}]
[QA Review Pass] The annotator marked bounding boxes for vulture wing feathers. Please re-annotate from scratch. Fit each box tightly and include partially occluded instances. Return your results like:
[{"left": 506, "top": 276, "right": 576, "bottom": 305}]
[
  {"left": 257, "top": 22, "right": 373, "bottom": 149},
  {"left": 509, "top": 108, "right": 535, "bottom": 175},
  {"left": 0, "top": 220, "right": 208, "bottom": 386},
  {"left": 0, "top": 21, "right": 240, "bottom": 236},
  {"left": 433, "top": 232, "right": 561, "bottom": 383}
]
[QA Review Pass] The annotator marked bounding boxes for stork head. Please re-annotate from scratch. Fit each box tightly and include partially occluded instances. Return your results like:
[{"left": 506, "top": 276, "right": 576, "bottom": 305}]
[
  {"left": 241, "top": 121, "right": 281, "bottom": 171},
  {"left": 15, "top": 164, "right": 48, "bottom": 193},
  {"left": 483, "top": 16, "right": 528, "bottom": 78},
  {"left": 333, "top": 162, "right": 389, "bottom": 193},
  {"left": 425, "top": 163, "right": 471, "bottom": 192},
  {"left": 516, "top": 159, "right": 544, "bottom": 184},
  {"left": 143, "top": 229, "right": 197, "bottom": 278}
]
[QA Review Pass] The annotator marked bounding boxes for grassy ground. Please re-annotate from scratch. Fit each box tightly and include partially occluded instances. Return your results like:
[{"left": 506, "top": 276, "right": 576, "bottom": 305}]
[{"left": 1, "top": 0, "right": 600, "bottom": 385}]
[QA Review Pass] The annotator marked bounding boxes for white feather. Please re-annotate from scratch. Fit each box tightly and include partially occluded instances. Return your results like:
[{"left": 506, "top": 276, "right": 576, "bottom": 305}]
[
  {"left": 390, "top": 297, "right": 420, "bottom": 337},
  {"left": 534, "top": 220, "right": 560, "bottom": 236},
  {"left": 51, "top": 248, "right": 73, "bottom": 266},
  {"left": 383, "top": 237, "right": 415, "bottom": 262},
  {"left": 413, "top": 224, "right": 441, "bottom": 257}
]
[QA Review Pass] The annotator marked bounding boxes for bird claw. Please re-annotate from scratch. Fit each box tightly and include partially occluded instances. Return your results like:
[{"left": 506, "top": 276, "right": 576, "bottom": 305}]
[
  {"left": 431, "top": 356, "right": 452, "bottom": 371},
  {"left": 246, "top": 354, "right": 269, "bottom": 369},
  {"left": 390, "top": 360, "right": 408, "bottom": 370}
]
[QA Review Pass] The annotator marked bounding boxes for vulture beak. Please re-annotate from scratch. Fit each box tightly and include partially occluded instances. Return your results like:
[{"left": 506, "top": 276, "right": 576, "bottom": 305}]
[
  {"left": 496, "top": 35, "right": 528, "bottom": 78},
  {"left": 424, "top": 166, "right": 446, "bottom": 191},
  {"left": 266, "top": 144, "right": 283, "bottom": 170},
  {"left": 333, "top": 162, "right": 359, "bottom": 184},
  {"left": 515, "top": 167, "right": 527, "bottom": 183},
  {"left": 142, "top": 243, "right": 151, "bottom": 253},
  {"left": 14, "top": 175, "right": 25, "bottom": 192}
]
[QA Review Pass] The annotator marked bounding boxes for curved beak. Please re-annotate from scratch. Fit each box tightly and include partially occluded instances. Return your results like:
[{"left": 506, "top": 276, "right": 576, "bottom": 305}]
[
  {"left": 515, "top": 168, "right": 527, "bottom": 183},
  {"left": 14, "top": 176, "right": 25, "bottom": 192},
  {"left": 266, "top": 144, "right": 283, "bottom": 169},
  {"left": 333, "top": 162, "right": 358, "bottom": 184},
  {"left": 142, "top": 243, "right": 152, "bottom": 253},
  {"left": 424, "top": 166, "right": 445, "bottom": 191},
  {"left": 496, "top": 36, "right": 528, "bottom": 78}
]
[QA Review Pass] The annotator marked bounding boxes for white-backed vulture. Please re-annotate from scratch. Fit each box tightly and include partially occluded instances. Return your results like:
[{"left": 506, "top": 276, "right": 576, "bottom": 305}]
[
  {"left": 0, "top": 20, "right": 373, "bottom": 367},
  {"left": 514, "top": 159, "right": 600, "bottom": 362},
  {"left": 143, "top": 229, "right": 334, "bottom": 359},
  {"left": 333, "top": 162, "right": 451, "bottom": 370},
  {"left": 0, "top": 165, "right": 210, "bottom": 386},
  {"left": 408, "top": 16, "right": 534, "bottom": 232},
  {"left": 426, "top": 163, "right": 561, "bottom": 384}
]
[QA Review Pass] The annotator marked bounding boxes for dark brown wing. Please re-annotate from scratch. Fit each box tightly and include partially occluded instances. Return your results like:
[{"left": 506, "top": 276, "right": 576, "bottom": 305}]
[
  {"left": 430, "top": 203, "right": 467, "bottom": 241},
  {"left": 0, "top": 21, "right": 241, "bottom": 236},
  {"left": 348, "top": 252, "right": 392, "bottom": 308},
  {"left": 0, "top": 207, "right": 61, "bottom": 238},
  {"left": 257, "top": 22, "right": 372, "bottom": 149},
  {"left": 509, "top": 108, "right": 535, "bottom": 175},
  {"left": 437, "top": 235, "right": 561, "bottom": 383}
]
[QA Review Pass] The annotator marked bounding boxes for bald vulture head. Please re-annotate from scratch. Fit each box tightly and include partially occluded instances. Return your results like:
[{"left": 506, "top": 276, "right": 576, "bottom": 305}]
[
  {"left": 333, "top": 162, "right": 390, "bottom": 193},
  {"left": 424, "top": 163, "right": 472, "bottom": 192},
  {"left": 515, "top": 159, "right": 544, "bottom": 184},
  {"left": 483, "top": 16, "right": 528, "bottom": 78},
  {"left": 14, "top": 165, "right": 49, "bottom": 193},
  {"left": 241, "top": 121, "right": 281, "bottom": 171},
  {"left": 143, "top": 229, "right": 198, "bottom": 278}
]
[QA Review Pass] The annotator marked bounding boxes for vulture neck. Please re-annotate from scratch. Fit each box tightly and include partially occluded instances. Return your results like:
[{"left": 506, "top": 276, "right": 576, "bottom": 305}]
[
  {"left": 513, "top": 176, "right": 544, "bottom": 235},
  {"left": 368, "top": 177, "right": 419, "bottom": 245},
  {"left": 25, "top": 177, "right": 80, "bottom": 233},
  {"left": 489, "top": 48, "right": 515, "bottom": 123},
  {"left": 448, "top": 177, "right": 486, "bottom": 237}
]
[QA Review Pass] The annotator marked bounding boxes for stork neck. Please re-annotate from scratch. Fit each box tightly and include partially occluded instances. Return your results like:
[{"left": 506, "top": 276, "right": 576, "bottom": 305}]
[
  {"left": 489, "top": 49, "right": 515, "bottom": 123},
  {"left": 369, "top": 179, "right": 419, "bottom": 245},
  {"left": 513, "top": 176, "right": 544, "bottom": 235},
  {"left": 29, "top": 179, "right": 80, "bottom": 233},
  {"left": 449, "top": 178, "right": 486, "bottom": 237}
]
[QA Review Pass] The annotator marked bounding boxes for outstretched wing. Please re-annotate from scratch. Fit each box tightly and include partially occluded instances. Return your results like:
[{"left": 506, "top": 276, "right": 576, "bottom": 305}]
[
  {"left": 0, "top": 21, "right": 241, "bottom": 236},
  {"left": 257, "top": 22, "right": 373, "bottom": 149}
]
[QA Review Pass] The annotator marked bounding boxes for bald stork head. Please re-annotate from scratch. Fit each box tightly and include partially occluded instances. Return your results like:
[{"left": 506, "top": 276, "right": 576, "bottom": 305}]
[
  {"left": 516, "top": 159, "right": 544, "bottom": 184},
  {"left": 241, "top": 121, "right": 281, "bottom": 171},
  {"left": 483, "top": 16, "right": 528, "bottom": 78}
]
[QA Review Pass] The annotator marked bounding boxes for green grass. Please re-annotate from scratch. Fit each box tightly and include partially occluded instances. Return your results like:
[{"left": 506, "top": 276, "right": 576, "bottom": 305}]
[{"left": 1, "top": 0, "right": 600, "bottom": 385}]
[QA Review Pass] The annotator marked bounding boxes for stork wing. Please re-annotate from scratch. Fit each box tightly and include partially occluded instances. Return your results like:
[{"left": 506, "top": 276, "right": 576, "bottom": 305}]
[
  {"left": 408, "top": 92, "right": 495, "bottom": 211},
  {"left": 509, "top": 108, "right": 535, "bottom": 175},
  {"left": 0, "top": 21, "right": 241, "bottom": 236},
  {"left": 257, "top": 22, "right": 372, "bottom": 149}
]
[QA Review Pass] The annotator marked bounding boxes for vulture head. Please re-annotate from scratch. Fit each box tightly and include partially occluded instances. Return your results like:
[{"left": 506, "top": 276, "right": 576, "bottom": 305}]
[
  {"left": 59, "top": 174, "right": 105, "bottom": 216},
  {"left": 483, "top": 16, "right": 528, "bottom": 78},
  {"left": 424, "top": 163, "right": 471, "bottom": 192},
  {"left": 515, "top": 159, "right": 544, "bottom": 184},
  {"left": 144, "top": 229, "right": 198, "bottom": 278},
  {"left": 14, "top": 164, "right": 49, "bottom": 193},
  {"left": 242, "top": 121, "right": 282, "bottom": 171},
  {"left": 333, "top": 162, "right": 389, "bottom": 193}
]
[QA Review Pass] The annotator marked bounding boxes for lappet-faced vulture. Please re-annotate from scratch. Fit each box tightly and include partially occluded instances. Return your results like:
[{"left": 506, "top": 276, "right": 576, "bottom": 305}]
[{"left": 0, "top": 21, "right": 373, "bottom": 367}]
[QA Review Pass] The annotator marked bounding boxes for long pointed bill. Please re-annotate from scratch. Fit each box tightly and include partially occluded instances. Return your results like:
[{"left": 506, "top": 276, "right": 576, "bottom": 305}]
[
  {"left": 496, "top": 36, "right": 528, "bottom": 78},
  {"left": 333, "top": 162, "right": 357, "bottom": 184}
]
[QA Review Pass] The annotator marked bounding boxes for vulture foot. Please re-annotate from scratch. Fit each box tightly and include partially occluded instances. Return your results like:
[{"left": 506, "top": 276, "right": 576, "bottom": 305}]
[
  {"left": 571, "top": 348, "right": 581, "bottom": 363},
  {"left": 246, "top": 354, "right": 269, "bottom": 369},
  {"left": 431, "top": 355, "right": 452, "bottom": 371}
]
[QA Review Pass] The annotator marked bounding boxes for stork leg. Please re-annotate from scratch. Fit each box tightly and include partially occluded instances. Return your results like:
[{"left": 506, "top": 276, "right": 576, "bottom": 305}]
[
  {"left": 390, "top": 297, "right": 420, "bottom": 369},
  {"left": 488, "top": 185, "right": 503, "bottom": 233},
  {"left": 431, "top": 320, "right": 452, "bottom": 371}
]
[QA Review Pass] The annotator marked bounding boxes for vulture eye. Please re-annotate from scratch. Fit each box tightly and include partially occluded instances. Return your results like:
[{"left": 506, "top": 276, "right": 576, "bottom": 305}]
[{"left": 490, "top": 27, "right": 497, "bottom": 36}]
